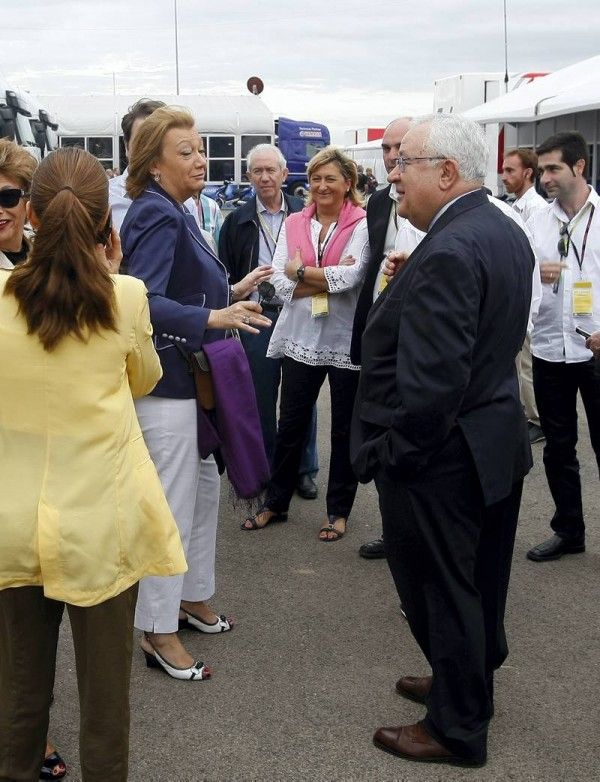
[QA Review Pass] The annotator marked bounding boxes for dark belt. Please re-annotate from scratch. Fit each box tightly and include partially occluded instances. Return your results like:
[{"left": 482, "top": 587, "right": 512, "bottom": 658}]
[{"left": 261, "top": 301, "right": 283, "bottom": 314}]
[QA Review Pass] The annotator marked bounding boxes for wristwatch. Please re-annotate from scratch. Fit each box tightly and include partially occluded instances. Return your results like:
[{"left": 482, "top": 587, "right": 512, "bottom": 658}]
[{"left": 296, "top": 264, "right": 306, "bottom": 282}]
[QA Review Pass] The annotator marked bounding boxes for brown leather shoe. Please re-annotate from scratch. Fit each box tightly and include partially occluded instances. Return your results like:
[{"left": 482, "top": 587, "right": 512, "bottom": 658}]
[
  {"left": 395, "top": 674, "right": 432, "bottom": 704},
  {"left": 373, "top": 720, "right": 485, "bottom": 766}
]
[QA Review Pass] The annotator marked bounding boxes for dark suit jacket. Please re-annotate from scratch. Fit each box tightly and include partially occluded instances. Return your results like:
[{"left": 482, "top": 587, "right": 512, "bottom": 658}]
[
  {"left": 351, "top": 188, "right": 534, "bottom": 506},
  {"left": 350, "top": 185, "right": 394, "bottom": 364},
  {"left": 121, "top": 182, "right": 228, "bottom": 399},
  {"left": 218, "top": 193, "right": 304, "bottom": 284}
]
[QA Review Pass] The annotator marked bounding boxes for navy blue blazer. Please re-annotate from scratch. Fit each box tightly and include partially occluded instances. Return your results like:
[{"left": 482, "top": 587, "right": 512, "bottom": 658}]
[
  {"left": 121, "top": 182, "right": 228, "bottom": 399},
  {"left": 351, "top": 188, "right": 534, "bottom": 506}
]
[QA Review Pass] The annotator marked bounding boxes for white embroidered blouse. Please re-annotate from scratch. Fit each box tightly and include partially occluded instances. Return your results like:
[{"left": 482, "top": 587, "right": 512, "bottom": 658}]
[{"left": 266, "top": 216, "right": 370, "bottom": 369}]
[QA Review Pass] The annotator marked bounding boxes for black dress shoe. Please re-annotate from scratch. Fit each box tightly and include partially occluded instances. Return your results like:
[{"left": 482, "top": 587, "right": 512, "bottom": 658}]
[
  {"left": 296, "top": 474, "right": 318, "bottom": 499},
  {"left": 359, "top": 537, "right": 385, "bottom": 559},
  {"left": 526, "top": 534, "right": 585, "bottom": 562},
  {"left": 528, "top": 422, "right": 545, "bottom": 444}
]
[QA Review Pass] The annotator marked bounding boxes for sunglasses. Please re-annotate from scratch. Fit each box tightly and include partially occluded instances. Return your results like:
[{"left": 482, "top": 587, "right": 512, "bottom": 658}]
[
  {"left": 0, "top": 188, "right": 28, "bottom": 209},
  {"left": 557, "top": 224, "right": 570, "bottom": 258}
]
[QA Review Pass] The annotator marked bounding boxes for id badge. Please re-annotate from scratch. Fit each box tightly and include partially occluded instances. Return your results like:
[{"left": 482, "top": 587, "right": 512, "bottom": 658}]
[
  {"left": 311, "top": 292, "right": 329, "bottom": 318},
  {"left": 572, "top": 280, "right": 593, "bottom": 316},
  {"left": 378, "top": 271, "right": 388, "bottom": 295}
]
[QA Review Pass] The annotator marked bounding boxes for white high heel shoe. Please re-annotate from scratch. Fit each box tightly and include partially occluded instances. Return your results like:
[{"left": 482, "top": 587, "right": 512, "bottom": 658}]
[
  {"left": 142, "top": 635, "right": 211, "bottom": 681},
  {"left": 179, "top": 610, "right": 233, "bottom": 634}
]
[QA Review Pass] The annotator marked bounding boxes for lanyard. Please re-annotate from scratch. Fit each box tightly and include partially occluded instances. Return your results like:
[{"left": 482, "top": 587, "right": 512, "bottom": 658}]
[
  {"left": 257, "top": 209, "right": 285, "bottom": 260},
  {"left": 561, "top": 204, "right": 595, "bottom": 273},
  {"left": 317, "top": 222, "right": 337, "bottom": 265}
]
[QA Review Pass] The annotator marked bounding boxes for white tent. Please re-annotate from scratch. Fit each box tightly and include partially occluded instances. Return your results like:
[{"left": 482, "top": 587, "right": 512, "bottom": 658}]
[
  {"left": 537, "top": 79, "right": 600, "bottom": 120},
  {"left": 463, "top": 56, "right": 600, "bottom": 123},
  {"left": 39, "top": 94, "right": 273, "bottom": 137}
]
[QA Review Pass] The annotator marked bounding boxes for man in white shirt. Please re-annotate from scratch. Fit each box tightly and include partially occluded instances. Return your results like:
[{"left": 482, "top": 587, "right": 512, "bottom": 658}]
[
  {"left": 502, "top": 148, "right": 548, "bottom": 444},
  {"left": 502, "top": 148, "right": 548, "bottom": 223},
  {"left": 526, "top": 131, "right": 600, "bottom": 562}
]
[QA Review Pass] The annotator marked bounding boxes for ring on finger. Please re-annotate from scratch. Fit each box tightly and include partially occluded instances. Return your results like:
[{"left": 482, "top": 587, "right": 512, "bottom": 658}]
[{"left": 242, "top": 316, "right": 251, "bottom": 325}]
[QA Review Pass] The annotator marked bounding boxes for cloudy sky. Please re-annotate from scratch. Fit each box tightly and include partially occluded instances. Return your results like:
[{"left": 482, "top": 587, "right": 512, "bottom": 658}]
[{"left": 1, "top": 0, "right": 599, "bottom": 142}]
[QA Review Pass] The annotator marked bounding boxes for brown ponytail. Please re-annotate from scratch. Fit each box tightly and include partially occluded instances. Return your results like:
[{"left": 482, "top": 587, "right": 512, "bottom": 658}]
[{"left": 5, "top": 147, "right": 117, "bottom": 351}]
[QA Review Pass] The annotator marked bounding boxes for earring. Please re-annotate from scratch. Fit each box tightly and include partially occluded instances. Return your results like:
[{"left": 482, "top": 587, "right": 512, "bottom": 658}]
[{"left": 153, "top": 172, "right": 161, "bottom": 183}]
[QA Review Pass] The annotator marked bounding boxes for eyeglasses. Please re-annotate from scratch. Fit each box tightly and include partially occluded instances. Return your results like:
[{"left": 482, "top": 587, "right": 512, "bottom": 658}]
[
  {"left": 0, "top": 188, "right": 28, "bottom": 208},
  {"left": 394, "top": 156, "right": 446, "bottom": 173}
]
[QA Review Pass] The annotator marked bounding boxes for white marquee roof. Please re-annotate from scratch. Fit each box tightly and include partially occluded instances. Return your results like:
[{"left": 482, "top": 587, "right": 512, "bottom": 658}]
[{"left": 462, "top": 56, "right": 600, "bottom": 124}]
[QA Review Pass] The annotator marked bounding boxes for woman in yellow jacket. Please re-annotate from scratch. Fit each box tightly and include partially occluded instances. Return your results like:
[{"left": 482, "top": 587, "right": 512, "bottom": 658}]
[{"left": 0, "top": 147, "right": 187, "bottom": 782}]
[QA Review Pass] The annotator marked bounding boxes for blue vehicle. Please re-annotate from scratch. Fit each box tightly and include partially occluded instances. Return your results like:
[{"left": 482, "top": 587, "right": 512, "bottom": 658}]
[{"left": 275, "top": 117, "right": 330, "bottom": 197}]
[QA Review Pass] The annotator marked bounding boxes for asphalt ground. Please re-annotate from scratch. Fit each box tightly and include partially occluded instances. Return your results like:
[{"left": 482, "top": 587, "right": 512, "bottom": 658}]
[{"left": 50, "top": 391, "right": 600, "bottom": 781}]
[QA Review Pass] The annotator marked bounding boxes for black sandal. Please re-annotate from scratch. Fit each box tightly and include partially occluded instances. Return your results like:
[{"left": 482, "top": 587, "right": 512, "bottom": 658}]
[
  {"left": 241, "top": 506, "right": 288, "bottom": 531},
  {"left": 318, "top": 515, "right": 347, "bottom": 542},
  {"left": 40, "top": 750, "right": 67, "bottom": 780}
]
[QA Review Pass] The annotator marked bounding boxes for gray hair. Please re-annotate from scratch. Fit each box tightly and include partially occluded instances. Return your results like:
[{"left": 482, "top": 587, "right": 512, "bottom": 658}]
[
  {"left": 246, "top": 143, "right": 287, "bottom": 172},
  {"left": 411, "top": 114, "right": 488, "bottom": 183}
]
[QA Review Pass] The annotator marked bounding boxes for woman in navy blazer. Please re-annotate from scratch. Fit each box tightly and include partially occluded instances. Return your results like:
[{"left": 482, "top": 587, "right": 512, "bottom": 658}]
[{"left": 121, "top": 106, "right": 270, "bottom": 680}]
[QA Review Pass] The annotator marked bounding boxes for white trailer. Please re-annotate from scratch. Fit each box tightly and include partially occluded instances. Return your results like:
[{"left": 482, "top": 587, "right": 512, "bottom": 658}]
[
  {"left": 342, "top": 138, "right": 387, "bottom": 186},
  {"left": 39, "top": 93, "right": 274, "bottom": 183}
]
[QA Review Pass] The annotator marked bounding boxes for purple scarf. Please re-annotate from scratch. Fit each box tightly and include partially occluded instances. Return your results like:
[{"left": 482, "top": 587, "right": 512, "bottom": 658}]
[{"left": 196, "top": 338, "right": 269, "bottom": 500}]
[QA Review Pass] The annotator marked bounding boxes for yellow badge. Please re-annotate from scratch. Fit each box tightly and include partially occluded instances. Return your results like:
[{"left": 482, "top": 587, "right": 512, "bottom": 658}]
[
  {"left": 572, "top": 280, "right": 593, "bottom": 316},
  {"left": 378, "top": 272, "right": 388, "bottom": 295},
  {"left": 311, "top": 292, "right": 329, "bottom": 318}
]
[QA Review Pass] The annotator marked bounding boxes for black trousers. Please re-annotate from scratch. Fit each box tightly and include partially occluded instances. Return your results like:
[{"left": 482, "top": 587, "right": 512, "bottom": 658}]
[
  {"left": 0, "top": 584, "right": 138, "bottom": 782},
  {"left": 532, "top": 356, "right": 600, "bottom": 540},
  {"left": 375, "top": 430, "right": 522, "bottom": 762},
  {"left": 266, "top": 357, "right": 359, "bottom": 518}
]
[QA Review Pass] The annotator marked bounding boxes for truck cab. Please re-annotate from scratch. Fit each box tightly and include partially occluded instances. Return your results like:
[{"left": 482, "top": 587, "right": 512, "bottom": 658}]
[
  {"left": 0, "top": 86, "right": 41, "bottom": 161},
  {"left": 275, "top": 117, "right": 330, "bottom": 196}
]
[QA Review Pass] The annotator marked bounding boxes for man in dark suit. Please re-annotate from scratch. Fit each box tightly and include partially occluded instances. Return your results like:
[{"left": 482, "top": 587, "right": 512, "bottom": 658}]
[
  {"left": 219, "top": 144, "right": 319, "bottom": 498},
  {"left": 351, "top": 117, "right": 412, "bottom": 559},
  {"left": 351, "top": 115, "right": 534, "bottom": 766}
]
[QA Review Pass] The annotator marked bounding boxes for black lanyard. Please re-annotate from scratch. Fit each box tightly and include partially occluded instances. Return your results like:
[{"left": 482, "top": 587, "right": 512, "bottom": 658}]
[
  {"left": 563, "top": 204, "right": 595, "bottom": 272},
  {"left": 317, "top": 222, "right": 337, "bottom": 266},
  {"left": 257, "top": 210, "right": 285, "bottom": 260}
]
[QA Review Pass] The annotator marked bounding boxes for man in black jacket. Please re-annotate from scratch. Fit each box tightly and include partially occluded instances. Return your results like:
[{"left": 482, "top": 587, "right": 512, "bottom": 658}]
[
  {"left": 219, "top": 144, "right": 319, "bottom": 498},
  {"left": 351, "top": 117, "right": 412, "bottom": 558},
  {"left": 351, "top": 115, "right": 533, "bottom": 766}
]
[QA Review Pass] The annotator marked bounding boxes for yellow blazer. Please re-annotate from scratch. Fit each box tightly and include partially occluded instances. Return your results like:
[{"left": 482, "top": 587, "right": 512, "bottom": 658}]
[{"left": 0, "top": 273, "right": 187, "bottom": 606}]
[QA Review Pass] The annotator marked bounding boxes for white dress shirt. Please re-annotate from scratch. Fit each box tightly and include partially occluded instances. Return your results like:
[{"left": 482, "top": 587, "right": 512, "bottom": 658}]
[
  {"left": 268, "top": 218, "right": 370, "bottom": 369},
  {"left": 529, "top": 186, "right": 600, "bottom": 363},
  {"left": 372, "top": 188, "right": 424, "bottom": 303},
  {"left": 512, "top": 186, "right": 548, "bottom": 225}
]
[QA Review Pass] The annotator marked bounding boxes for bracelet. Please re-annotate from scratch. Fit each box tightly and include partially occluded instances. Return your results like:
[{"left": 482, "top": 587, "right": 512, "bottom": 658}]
[
  {"left": 229, "top": 284, "right": 235, "bottom": 302},
  {"left": 296, "top": 264, "right": 305, "bottom": 282}
]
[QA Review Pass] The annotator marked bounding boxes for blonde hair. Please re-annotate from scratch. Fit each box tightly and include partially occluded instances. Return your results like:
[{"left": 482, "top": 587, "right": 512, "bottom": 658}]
[
  {"left": 306, "top": 146, "right": 363, "bottom": 207},
  {"left": 126, "top": 106, "right": 196, "bottom": 200},
  {"left": 0, "top": 138, "right": 38, "bottom": 190}
]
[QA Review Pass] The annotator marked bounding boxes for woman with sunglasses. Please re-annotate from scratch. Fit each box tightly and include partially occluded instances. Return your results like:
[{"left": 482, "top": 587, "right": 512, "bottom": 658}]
[{"left": 0, "top": 143, "right": 186, "bottom": 781}]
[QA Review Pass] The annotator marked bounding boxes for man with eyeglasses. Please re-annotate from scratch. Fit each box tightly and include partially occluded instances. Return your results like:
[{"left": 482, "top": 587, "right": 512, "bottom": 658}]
[
  {"left": 525, "top": 131, "right": 600, "bottom": 563},
  {"left": 351, "top": 116, "right": 415, "bottom": 559},
  {"left": 351, "top": 114, "right": 533, "bottom": 767},
  {"left": 219, "top": 144, "right": 319, "bottom": 496}
]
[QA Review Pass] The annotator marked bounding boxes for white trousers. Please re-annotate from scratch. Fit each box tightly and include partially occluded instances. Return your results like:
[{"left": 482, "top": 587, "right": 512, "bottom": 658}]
[
  {"left": 134, "top": 397, "right": 220, "bottom": 633},
  {"left": 517, "top": 332, "right": 540, "bottom": 426}
]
